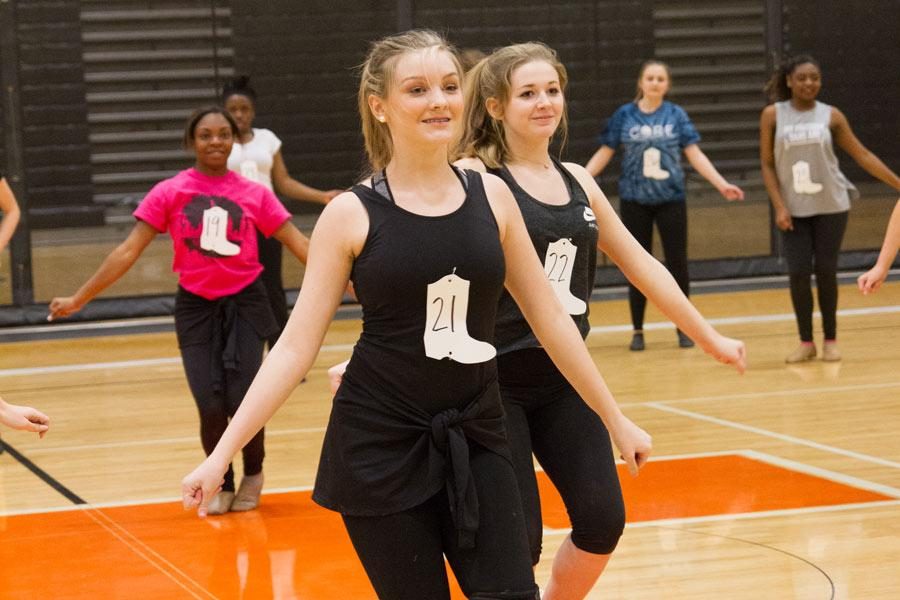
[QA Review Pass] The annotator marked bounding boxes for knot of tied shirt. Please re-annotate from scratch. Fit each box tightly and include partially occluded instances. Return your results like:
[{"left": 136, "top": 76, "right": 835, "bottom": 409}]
[{"left": 429, "top": 390, "right": 509, "bottom": 550}]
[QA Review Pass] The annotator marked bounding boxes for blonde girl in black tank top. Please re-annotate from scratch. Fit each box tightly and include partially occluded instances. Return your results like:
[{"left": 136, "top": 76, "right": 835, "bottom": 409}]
[
  {"left": 182, "top": 31, "right": 652, "bottom": 599},
  {"left": 455, "top": 43, "right": 748, "bottom": 600}
]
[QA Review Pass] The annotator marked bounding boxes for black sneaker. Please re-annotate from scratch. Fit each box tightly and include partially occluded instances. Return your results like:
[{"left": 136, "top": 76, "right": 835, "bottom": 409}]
[
  {"left": 629, "top": 332, "right": 645, "bottom": 351},
  {"left": 677, "top": 330, "right": 695, "bottom": 348}
]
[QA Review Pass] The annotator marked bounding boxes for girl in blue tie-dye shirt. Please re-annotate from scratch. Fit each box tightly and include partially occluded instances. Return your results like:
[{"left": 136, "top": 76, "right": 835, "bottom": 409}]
[{"left": 586, "top": 61, "right": 744, "bottom": 351}]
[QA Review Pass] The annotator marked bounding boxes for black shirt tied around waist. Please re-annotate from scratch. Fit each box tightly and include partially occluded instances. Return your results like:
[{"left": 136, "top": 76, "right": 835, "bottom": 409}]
[
  {"left": 429, "top": 384, "right": 510, "bottom": 548},
  {"left": 174, "top": 277, "right": 277, "bottom": 393}
]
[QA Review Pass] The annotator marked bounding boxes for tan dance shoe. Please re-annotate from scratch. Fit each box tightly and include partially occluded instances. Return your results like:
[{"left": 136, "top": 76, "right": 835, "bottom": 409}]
[{"left": 231, "top": 473, "right": 264, "bottom": 512}]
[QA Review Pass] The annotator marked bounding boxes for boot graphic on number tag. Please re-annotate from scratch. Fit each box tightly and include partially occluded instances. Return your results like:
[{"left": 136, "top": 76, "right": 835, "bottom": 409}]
[
  {"left": 200, "top": 205, "right": 240, "bottom": 256},
  {"left": 642, "top": 147, "right": 670, "bottom": 180},
  {"left": 544, "top": 239, "right": 586, "bottom": 315},
  {"left": 424, "top": 269, "right": 496, "bottom": 364},
  {"left": 791, "top": 160, "right": 823, "bottom": 194}
]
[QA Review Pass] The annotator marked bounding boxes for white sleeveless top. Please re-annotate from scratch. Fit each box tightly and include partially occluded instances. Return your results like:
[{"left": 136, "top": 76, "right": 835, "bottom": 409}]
[{"left": 774, "top": 101, "right": 857, "bottom": 217}]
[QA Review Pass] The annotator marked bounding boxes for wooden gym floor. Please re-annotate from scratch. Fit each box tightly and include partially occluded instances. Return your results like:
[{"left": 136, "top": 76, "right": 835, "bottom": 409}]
[{"left": 1, "top": 281, "right": 899, "bottom": 599}]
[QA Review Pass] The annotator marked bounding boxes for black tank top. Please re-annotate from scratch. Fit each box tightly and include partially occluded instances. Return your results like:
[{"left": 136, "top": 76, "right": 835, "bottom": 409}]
[
  {"left": 313, "top": 168, "right": 511, "bottom": 545},
  {"left": 490, "top": 158, "right": 598, "bottom": 354}
]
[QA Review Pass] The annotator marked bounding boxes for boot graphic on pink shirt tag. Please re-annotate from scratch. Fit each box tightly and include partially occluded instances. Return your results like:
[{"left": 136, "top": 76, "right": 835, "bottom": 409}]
[
  {"left": 544, "top": 239, "right": 586, "bottom": 315},
  {"left": 424, "top": 269, "right": 496, "bottom": 364},
  {"left": 200, "top": 205, "right": 240, "bottom": 256}
]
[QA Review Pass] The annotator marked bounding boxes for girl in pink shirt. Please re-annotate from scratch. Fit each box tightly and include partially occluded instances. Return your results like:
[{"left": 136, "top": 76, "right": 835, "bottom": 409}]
[{"left": 49, "top": 106, "right": 311, "bottom": 515}]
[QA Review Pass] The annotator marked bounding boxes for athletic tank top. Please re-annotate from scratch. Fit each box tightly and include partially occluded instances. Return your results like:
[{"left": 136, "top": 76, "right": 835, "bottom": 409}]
[
  {"left": 490, "top": 158, "right": 599, "bottom": 354},
  {"left": 774, "top": 101, "right": 858, "bottom": 217},
  {"left": 313, "top": 168, "right": 511, "bottom": 544}
]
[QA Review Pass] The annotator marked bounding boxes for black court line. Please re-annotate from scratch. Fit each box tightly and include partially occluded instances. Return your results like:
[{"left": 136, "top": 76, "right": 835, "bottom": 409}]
[
  {"left": 661, "top": 525, "right": 835, "bottom": 600},
  {"left": 0, "top": 438, "right": 87, "bottom": 505}
]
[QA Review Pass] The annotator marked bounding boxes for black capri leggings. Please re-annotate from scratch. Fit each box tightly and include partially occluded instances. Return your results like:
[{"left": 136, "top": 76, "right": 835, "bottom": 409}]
[
  {"left": 342, "top": 444, "right": 538, "bottom": 600},
  {"left": 781, "top": 211, "right": 849, "bottom": 342},
  {"left": 499, "top": 348, "right": 625, "bottom": 564},
  {"left": 179, "top": 314, "right": 266, "bottom": 492},
  {"left": 620, "top": 199, "right": 690, "bottom": 331}
]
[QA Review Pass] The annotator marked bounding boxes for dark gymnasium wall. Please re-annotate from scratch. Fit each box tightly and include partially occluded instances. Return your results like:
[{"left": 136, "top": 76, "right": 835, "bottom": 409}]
[
  {"left": 229, "top": 0, "right": 654, "bottom": 191},
  {"left": 1, "top": 0, "right": 99, "bottom": 228},
  {"left": 3, "top": 0, "right": 897, "bottom": 228}
]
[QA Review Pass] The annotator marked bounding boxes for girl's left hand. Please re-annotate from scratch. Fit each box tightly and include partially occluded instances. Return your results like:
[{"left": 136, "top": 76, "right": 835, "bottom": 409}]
[{"left": 720, "top": 183, "right": 745, "bottom": 201}]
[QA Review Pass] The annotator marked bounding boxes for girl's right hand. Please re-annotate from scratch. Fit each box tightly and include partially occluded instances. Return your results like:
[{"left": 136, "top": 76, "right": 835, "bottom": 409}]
[
  {"left": 47, "top": 297, "right": 82, "bottom": 321},
  {"left": 703, "top": 334, "right": 747, "bottom": 374},
  {"left": 0, "top": 401, "right": 50, "bottom": 437},
  {"left": 609, "top": 414, "right": 652, "bottom": 477},
  {"left": 181, "top": 458, "right": 228, "bottom": 518},
  {"left": 775, "top": 207, "right": 793, "bottom": 231}
]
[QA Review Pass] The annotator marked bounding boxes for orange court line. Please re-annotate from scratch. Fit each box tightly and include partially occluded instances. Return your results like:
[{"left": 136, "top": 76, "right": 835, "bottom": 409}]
[{"left": 1, "top": 454, "right": 892, "bottom": 599}]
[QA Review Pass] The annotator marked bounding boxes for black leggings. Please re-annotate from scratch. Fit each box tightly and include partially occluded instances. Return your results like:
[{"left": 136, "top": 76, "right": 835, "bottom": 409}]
[
  {"left": 257, "top": 230, "right": 288, "bottom": 350},
  {"left": 620, "top": 200, "right": 690, "bottom": 331},
  {"left": 342, "top": 445, "right": 538, "bottom": 600},
  {"left": 180, "top": 314, "right": 266, "bottom": 492},
  {"left": 499, "top": 348, "right": 625, "bottom": 564},
  {"left": 781, "top": 211, "right": 849, "bottom": 342}
]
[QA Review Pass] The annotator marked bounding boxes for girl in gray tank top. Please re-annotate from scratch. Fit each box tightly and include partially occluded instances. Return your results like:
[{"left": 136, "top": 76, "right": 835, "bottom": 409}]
[{"left": 761, "top": 55, "right": 900, "bottom": 363}]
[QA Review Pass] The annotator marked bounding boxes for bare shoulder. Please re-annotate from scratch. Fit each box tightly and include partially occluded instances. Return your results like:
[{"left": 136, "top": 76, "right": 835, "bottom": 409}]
[
  {"left": 454, "top": 156, "right": 487, "bottom": 172},
  {"left": 480, "top": 171, "right": 513, "bottom": 198},
  {"left": 479, "top": 171, "right": 516, "bottom": 230},
  {"left": 828, "top": 105, "right": 849, "bottom": 127},
  {"left": 314, "top": 190, "right": 369, "bottom": 247},
  {"left": 561, "top": 161, "right": 593, "bottom": 183},
  {"left": 760, "top": 104, "right": 776, "bottom": 121},
  {"left": 562, "top": 161, "right": 603, "bottom": 196},
  {"left": 321, "top": 190, "right": 367, "bottom": 218}
]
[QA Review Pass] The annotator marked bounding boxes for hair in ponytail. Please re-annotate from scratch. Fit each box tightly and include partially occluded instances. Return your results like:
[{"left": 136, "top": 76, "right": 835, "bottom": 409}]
[{"left": 222, "top": 75, "right": 257, "bottom": 105}]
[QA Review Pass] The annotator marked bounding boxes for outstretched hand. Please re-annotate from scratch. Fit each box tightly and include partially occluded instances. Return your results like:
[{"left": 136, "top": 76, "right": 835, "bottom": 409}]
[
  {"left": 47, "top": 296, "right": 82, "bottom": 322},
  {"left": 0, "top": 400, "right": 50, "bottom": 438},
  {"left": 704, "top": 334, "right": 747, "bottom": 374},
  {"left": 181, "top": 458, "right": 227, "bottom": 518}
]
